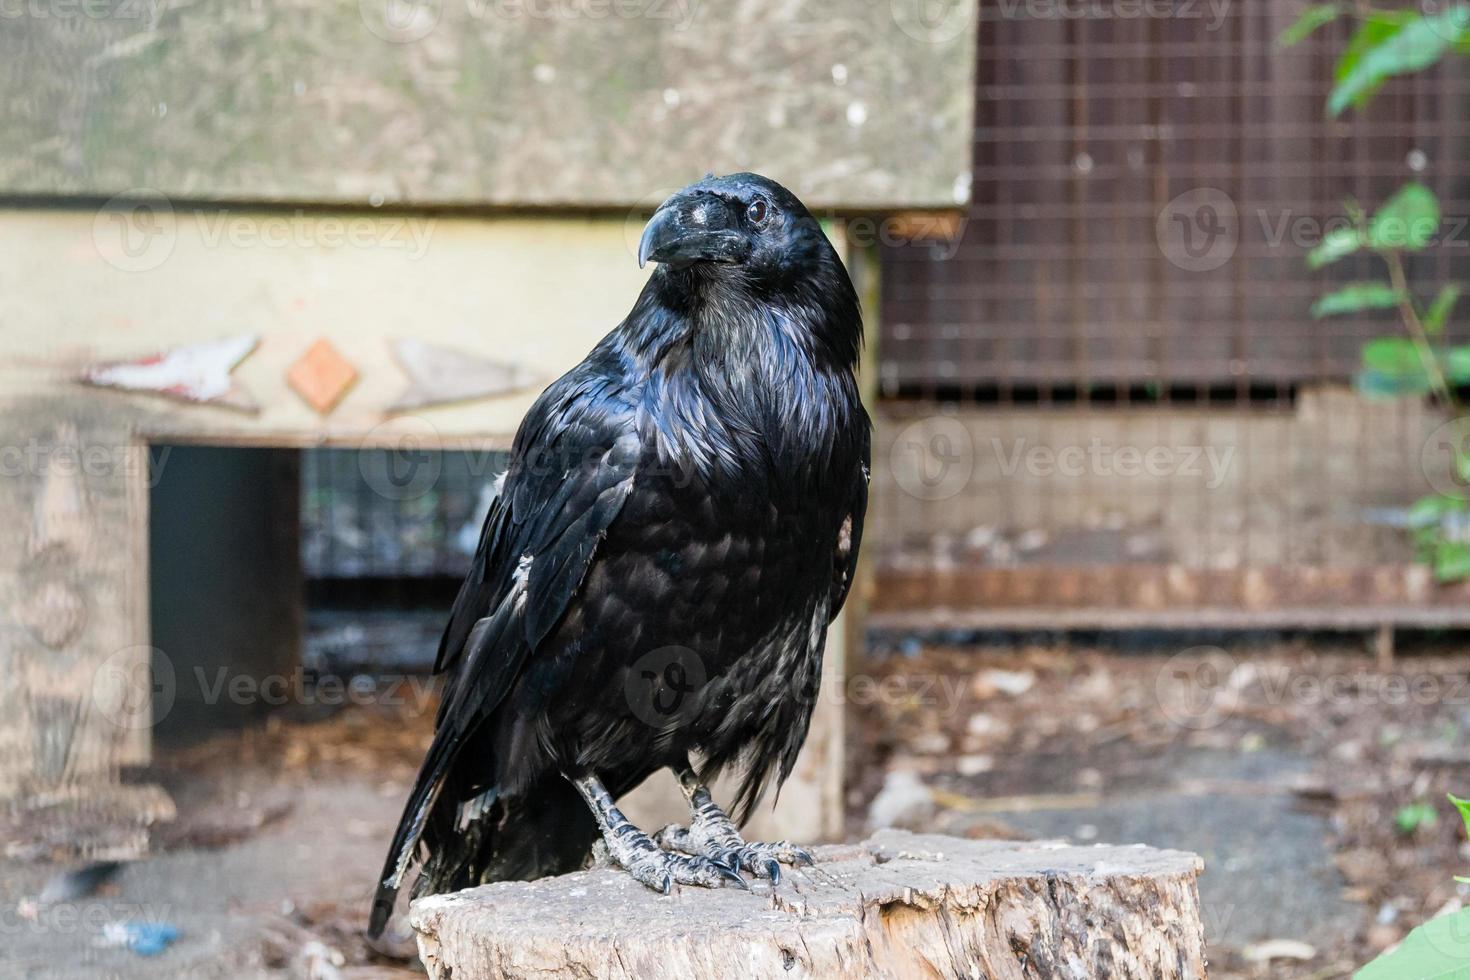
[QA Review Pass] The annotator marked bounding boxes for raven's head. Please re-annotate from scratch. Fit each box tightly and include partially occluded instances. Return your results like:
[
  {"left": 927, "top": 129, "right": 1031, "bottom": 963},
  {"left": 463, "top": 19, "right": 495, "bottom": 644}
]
[
  {"left": 635, "top": 173, "right": 859, "bottom": 363},
  {"left": 638, "top": 173, "right": 834, "bottom": 281}
]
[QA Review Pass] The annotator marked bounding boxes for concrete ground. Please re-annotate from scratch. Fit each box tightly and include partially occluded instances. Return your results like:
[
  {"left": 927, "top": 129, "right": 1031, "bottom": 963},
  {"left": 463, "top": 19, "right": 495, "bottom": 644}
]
[{"left": 980, "top": 746, "right": 1358, "bottom": 955}]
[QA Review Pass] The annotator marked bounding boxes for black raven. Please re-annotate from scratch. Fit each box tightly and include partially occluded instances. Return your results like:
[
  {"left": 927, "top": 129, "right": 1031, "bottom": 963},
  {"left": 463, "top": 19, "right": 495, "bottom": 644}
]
[{"left": 369, "top": 173, "right": 869, "bottom": 936}]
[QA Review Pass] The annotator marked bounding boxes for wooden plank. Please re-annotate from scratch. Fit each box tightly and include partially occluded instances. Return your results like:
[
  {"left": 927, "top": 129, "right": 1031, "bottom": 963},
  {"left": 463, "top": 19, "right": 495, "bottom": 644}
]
[{"left": 0, "top": 2, "right": 977, "bottom": 210}]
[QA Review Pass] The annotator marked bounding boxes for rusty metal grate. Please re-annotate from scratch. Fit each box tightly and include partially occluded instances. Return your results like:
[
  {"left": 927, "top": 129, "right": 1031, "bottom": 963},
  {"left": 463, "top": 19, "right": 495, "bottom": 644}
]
[
  {"left": 870, "top": 3, "right": 1470, "bottom": 626},
  {"left": 880, "top": 2, "right": 1470, "bottom": 397}
]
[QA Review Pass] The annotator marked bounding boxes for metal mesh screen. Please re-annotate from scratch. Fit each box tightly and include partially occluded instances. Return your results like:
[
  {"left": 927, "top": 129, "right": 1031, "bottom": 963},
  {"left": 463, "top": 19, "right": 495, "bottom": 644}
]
[
  {"left": 301, "top": 448, "right": 506, "bottom": 580},
  {"left": 871, "top": 3, "right": 1470, "bottom": 625},
  {"left": 881, "top": 2, "right": 1470, "bottom": 396}
]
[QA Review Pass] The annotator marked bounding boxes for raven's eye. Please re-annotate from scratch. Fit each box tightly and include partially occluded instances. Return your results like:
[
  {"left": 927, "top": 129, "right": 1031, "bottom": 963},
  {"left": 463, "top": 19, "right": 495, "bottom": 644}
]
[{"left": 746, "top": 199, "right": 768, "bottom": 225}]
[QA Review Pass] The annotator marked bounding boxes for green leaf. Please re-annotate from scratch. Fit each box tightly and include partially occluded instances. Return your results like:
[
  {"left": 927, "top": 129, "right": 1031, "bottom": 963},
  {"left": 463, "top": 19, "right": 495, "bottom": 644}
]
[
  {"left": 1426, "top": 285, "right": 1464, "bottom": 336},
  {"left": 1311, "top": 282, "right": 1404, "bottom": 318},
  {"left": 1333, "top": 11, "right": 1418, "bottom": 110},
  {"left": 1444, "top": 346, "right": 1470, "bottom": 383},
  {"left": 1397, "top": 802, "right": 1440, "bottom": 833},
  {"left": 1355, "top": 909, "right": 1470, "bottom": 978},
  {"left": 1436, "top": 541, "right": 1470, "bottom": 582},
  {"left": 1307, "top": 225, "right": 1363, "bottom": 269},
  {"left": 1330, "top": 12, "right": 1469, "bottom": 117},
  {"left": 1279, "top": 4, "right": 1341, "bottom": 47},
  {"left": 1368, "top": 184, "right": 1441, "bottom": 252},
  {"left": 1449, "top": 793, "right": 1470, "bottom": 839},
  {"left": 1407, "top": 495, "right": 1469, "bottom": 528},
  {"left": 1363, "top": 336, "right": 1425, "bottom": 376}
]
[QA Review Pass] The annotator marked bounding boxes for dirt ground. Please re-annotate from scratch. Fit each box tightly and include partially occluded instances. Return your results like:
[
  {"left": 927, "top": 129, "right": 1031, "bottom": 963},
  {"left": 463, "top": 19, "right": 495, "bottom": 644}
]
[
  {"left": 0, "top": 701, "right": 434, "bottom": 979},
  {"left": 850, "top": 633, "right": 1470, "bottom": 979},
  {"left": 1, "top": 635, "right": 1462, "bottom": 978}
]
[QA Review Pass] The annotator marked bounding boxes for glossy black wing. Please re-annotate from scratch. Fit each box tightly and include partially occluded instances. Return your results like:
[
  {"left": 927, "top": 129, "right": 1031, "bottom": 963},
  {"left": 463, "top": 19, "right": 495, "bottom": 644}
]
[
  {"left": 433, "top": 365, "right": 641, "bottom": 730},
  {"left": 372, "top": 364, "right": 640, "bottom": 931}
]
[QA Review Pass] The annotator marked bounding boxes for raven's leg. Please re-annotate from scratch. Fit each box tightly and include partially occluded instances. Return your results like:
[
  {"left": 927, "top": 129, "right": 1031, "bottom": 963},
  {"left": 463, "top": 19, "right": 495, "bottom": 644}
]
[
  {"left": 654, "top": 765, "right": 814, "bottom": 885},
  {"left": 569, "top": 772, "right": 745, "bottom": 893}
]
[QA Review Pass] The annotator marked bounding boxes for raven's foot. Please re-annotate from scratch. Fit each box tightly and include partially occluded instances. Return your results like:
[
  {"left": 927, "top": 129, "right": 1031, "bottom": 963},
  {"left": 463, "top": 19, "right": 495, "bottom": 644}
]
[
  {"left": 655, "top": 766, "right": 815, "bottom": 885},
  {"left": 571, "top": 773, "right": 745, "bottom": 893}
]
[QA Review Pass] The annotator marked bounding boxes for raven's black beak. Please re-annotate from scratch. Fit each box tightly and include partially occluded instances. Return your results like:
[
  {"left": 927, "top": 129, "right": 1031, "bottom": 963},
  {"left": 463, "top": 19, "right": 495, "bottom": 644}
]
[{"left": 638, "top": 193, "right": 752, "bottom": 269}]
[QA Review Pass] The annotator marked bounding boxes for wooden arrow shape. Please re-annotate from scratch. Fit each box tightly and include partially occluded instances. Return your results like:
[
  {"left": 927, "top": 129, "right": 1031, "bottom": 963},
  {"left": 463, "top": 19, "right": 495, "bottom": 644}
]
[
  {"left": 388, "top": 338, "right": 539, "bottom": 412},
  {"left": 80, "top": 334, "right": 259, "bottom": 412}
]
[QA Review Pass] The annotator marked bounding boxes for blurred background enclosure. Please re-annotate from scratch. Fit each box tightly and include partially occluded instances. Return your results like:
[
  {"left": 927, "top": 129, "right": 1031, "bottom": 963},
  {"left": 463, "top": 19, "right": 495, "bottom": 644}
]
[
  {"left": 5, "top": 1, "right": 1470, "bottom": 976},
  {"left": 874, "top": 2, "right": 1470, "bottom": 635}
]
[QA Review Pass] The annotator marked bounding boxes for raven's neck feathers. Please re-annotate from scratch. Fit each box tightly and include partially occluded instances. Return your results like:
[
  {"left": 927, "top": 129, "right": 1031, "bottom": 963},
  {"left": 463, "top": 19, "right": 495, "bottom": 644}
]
[
  {"left": 621, "top": 245, "right": 862, "bottom": 372},
  {"left": 614, "top": 252, "right": 864, "bottom": 487}
]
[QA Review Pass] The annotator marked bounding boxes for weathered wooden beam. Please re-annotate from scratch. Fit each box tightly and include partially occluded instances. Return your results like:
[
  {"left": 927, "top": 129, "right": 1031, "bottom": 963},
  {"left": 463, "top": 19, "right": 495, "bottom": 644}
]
[
  {"left": 0, "top": 2, "right": 977, "bottom": 210},
  {"left": 409, "top": 831, "right": 1207, "bottom": 980}
]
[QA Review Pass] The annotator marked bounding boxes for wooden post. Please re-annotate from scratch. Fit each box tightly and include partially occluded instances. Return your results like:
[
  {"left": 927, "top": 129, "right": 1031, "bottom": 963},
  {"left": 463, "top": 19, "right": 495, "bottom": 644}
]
[
  {"left": 410, "top": 831, "right": 1208, "bottom": 980},
  {"left": 1375, "top": 623, "right": 1395, "bottom": 670}
]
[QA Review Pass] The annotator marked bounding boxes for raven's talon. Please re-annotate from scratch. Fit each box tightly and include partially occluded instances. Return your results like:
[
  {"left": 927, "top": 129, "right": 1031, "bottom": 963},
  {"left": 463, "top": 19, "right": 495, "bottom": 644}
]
[
  {"left": 621, "top": 851, "right": 677, "bottom": 894},
  {"left": 708, "top": 854, "right": 740, "bottom": 875},
  {"left": 707, "top": 860, "right": 749, "bottom": 889}
]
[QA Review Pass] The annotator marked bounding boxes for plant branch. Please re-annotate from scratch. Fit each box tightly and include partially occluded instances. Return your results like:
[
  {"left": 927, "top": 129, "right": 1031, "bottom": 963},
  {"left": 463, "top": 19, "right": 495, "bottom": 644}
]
[{"left": 1385, "top": 248, "right": 1457, "bottom": 410}]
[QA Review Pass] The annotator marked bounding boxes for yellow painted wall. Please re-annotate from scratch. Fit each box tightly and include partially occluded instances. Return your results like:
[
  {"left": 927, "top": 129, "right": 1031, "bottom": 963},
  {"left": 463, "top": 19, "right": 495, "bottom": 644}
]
[
  {"left": 0, "top": 207, "right": 851, "bottom": 842},
  {"left": 3, "top": 208, "right": 664, "bottom": 445}
]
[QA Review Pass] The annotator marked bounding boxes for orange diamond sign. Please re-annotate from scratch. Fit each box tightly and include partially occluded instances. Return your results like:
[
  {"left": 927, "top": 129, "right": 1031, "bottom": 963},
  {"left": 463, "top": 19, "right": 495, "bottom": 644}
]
[{"left": 287, "top": 339, "right": 358, "bottom": 414}]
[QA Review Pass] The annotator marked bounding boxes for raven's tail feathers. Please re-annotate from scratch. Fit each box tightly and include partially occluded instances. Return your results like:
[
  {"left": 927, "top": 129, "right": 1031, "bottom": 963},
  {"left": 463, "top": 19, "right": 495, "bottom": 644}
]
[
  {"left": 417, "top": 772, "right": 602, "bottom": 893},
  {"left": 369, "top": 753, "right": 607, "bottom": 939},
  {"left": 367, "top": 732, "right": 458, "bottom": 939}
]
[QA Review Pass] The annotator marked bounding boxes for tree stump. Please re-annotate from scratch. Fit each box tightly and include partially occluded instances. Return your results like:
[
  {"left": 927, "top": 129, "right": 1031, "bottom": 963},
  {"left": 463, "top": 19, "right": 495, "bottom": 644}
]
[{"left": 408, "top": 830, "right": 1207, "bottom": 979}]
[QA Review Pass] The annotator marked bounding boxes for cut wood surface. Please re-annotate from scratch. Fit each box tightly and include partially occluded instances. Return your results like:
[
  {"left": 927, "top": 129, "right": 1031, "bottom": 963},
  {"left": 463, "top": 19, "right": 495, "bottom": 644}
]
[{"left": 409, "top": 830, "right": 1207, "bottom": 979}]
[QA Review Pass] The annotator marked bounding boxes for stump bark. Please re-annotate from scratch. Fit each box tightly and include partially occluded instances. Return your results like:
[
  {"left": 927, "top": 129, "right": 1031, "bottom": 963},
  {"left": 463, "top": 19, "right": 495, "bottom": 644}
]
[{"left": 408, "top": 830, "right": 1207, "bottom": 979}]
